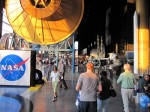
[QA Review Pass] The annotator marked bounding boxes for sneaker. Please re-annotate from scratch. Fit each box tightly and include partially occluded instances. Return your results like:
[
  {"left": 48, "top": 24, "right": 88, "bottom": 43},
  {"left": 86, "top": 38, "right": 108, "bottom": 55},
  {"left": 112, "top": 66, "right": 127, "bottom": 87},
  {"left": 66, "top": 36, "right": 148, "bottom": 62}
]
[
  {"left": 52, "top": 97, "right": 56, "bottom": 102},
  {"left": 64, "top": 87, "right": 68, "bottom": 90},
  {"left": 52, "top": 98, "right": 55, "bottom": 102}
]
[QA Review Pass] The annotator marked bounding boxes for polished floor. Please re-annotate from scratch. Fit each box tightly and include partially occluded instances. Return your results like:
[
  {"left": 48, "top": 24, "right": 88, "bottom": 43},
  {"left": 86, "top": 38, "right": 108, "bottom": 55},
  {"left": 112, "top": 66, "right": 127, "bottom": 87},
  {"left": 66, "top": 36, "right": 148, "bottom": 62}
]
[{"left": 0, "top": 65, "right": 150, "bottom": 112}]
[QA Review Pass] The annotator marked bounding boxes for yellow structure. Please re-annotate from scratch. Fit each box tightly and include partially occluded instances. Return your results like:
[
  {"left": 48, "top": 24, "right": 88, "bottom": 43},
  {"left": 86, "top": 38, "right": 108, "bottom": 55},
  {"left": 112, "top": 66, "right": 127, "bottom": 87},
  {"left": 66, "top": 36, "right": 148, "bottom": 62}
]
[
  {"left": 138, "top": 29, "right": 149, "bottom": 73},
  {"left": 5, "top": 0, "right": 84, "bottom": 45},
  {"left": 136, "top": 0, "right": 149, "bottom": 74}
]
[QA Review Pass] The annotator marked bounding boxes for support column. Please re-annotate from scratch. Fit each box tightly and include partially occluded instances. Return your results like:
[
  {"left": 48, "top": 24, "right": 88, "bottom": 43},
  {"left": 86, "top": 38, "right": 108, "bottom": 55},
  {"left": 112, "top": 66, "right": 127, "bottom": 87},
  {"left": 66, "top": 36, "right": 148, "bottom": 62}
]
[
  {"left": 72, "top": 35, "right": 75, "bottom": 74},
  {"left": 55, "top": 44, "right": 59, "bottom": 67},
  {"left": 133, "top": 11, "right": 138, "bottom": 74},
  {"left": 0, "top": 0, "right": 5, "bottom": 38},
  {"left": 136, "top": 0, "right": 149, "bottom": 74}
]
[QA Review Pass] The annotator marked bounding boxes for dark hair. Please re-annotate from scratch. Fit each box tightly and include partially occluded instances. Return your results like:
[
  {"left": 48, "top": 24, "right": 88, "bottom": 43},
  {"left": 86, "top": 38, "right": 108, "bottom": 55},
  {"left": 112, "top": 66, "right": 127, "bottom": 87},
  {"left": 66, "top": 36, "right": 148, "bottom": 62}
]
[
  {"left": 100, "top": 71, "right": 108, "bottom": 80},
  {"left": 115, "top": 56, "right": 119, "bottom": 59},
  {"left": 53, "top": 65, "right": 58, "bottom": 71}
]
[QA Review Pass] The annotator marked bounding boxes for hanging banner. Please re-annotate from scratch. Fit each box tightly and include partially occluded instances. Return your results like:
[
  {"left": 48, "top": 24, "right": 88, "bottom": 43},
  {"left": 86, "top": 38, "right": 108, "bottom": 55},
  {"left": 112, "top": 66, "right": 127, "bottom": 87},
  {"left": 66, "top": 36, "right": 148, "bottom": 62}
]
[{"left": 0, "top": 50, "right": 31, "bottom": 86}]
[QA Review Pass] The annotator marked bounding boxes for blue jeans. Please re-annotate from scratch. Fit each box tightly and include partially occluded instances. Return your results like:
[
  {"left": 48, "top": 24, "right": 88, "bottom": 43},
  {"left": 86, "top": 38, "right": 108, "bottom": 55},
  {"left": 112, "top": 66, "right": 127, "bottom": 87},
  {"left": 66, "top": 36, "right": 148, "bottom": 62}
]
[{"left": 97, "top": 98, "right": 109, "bottom": 112}]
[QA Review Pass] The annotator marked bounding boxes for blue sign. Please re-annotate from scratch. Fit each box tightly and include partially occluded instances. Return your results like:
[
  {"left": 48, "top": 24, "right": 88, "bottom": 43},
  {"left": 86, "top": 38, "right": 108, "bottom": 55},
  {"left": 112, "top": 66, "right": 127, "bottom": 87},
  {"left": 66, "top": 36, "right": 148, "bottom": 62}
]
[{"left": 0, "top": 54, "right": 28, "bottom": 81}]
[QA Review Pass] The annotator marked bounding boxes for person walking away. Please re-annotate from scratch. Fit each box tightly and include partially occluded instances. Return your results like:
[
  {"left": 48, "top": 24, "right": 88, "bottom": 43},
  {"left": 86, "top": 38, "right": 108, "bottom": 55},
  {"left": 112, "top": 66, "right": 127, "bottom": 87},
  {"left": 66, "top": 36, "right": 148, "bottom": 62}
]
[
  {"left": 58, "top": 60, "right": 68, "bottom": 90},
  {"left": 113, "top": 55, "right": 122, "bottom": 76},
  {"left": 117, "top": 63, "right": 136, "bottom": 112},
  {"left": 50, "top": 65, "right": 61, "bottom": 101},
  {"left": 76, "top": 62, "right": 101, "bottom": 112},
  {"left": 97, "top": 71, "right": 111, "bottom": 112}
]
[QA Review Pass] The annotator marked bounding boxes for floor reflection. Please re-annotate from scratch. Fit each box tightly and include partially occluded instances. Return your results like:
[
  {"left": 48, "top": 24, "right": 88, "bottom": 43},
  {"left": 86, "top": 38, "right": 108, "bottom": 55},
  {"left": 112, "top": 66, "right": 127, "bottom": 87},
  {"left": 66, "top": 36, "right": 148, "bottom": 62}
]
[
  {"left": 0, "top": 96, "right": 21, "bottom": 112},
  {"left": 0, "top": 87, "right": 34, "bottom": 112}
]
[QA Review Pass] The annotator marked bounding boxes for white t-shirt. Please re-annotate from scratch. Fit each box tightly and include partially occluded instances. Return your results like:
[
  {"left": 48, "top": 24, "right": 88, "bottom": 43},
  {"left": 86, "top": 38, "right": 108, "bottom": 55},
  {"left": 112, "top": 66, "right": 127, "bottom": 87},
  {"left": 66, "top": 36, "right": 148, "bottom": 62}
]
[{"left": 50, "top": 71, "right": 60, "bottom": 82}]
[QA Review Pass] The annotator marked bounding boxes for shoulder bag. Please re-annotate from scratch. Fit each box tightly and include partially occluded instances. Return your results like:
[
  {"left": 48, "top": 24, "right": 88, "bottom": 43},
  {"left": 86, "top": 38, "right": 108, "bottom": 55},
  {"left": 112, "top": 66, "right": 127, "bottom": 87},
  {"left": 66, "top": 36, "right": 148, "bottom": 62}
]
[{"left": 110, "top": 82, "right": 117, "bottom": 97}]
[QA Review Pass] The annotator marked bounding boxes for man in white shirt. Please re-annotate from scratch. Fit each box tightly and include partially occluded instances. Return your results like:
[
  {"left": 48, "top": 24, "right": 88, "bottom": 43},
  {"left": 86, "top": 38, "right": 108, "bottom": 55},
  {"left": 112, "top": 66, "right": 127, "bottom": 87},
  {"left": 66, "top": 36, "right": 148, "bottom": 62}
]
[{"left": 58, "top": 59, "right": 68, "bottom": 90}]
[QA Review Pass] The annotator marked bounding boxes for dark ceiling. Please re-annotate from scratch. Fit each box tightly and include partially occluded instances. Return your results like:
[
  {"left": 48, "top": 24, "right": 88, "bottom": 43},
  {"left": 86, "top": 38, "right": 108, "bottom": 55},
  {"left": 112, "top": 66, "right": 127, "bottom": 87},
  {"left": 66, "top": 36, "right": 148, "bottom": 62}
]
[
  {"left": 76, "top": 0, "right": 110, "bottom": 51},
  {"left": 76, "top": 0, "right": 127, "bottom": 54}
]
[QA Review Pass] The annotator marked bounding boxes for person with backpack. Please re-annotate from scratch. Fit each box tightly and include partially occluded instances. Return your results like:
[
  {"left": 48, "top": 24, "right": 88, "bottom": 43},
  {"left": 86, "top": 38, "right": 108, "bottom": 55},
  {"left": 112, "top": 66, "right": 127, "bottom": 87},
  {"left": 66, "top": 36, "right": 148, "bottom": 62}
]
[{"left": 97, "top": 71, "right": 112, "bottom": 112}]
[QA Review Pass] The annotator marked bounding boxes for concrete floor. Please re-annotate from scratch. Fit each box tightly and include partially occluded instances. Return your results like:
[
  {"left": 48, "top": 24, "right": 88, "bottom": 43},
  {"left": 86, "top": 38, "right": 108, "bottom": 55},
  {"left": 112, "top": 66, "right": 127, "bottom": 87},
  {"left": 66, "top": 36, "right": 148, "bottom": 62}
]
[{"left": 0, "top": 65, "right": 150, "bottom": 112}]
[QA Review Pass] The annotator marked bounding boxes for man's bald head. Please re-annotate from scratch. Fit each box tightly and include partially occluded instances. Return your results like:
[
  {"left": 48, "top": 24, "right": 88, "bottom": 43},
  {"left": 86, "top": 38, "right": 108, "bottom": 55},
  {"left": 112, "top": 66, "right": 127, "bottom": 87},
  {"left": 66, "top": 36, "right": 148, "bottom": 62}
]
[{"left": 124, "top": 63, "right": 131, "bottom": 71}]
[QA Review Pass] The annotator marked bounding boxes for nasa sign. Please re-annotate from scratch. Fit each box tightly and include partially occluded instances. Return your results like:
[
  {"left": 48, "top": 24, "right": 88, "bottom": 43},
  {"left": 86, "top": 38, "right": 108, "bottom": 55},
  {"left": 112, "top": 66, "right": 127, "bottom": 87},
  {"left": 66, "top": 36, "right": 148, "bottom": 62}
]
[{"left": 0, "top": 50, "right": 31, "bottom": 86}]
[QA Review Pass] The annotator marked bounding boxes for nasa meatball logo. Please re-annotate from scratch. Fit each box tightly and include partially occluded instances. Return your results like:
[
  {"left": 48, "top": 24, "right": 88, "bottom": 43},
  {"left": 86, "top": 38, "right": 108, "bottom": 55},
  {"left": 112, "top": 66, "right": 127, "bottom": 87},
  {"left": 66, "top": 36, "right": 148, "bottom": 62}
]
[{"left": 0, "top": 54, "right": 29, "bottom": 81}]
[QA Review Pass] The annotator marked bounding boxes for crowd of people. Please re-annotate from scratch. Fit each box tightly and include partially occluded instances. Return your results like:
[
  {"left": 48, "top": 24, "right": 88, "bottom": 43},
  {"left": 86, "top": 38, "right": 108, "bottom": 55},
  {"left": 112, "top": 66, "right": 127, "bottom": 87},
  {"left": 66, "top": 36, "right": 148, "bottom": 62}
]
[
  {"left": 36, "top": 52, "right": 150, "bottom": 111},
  {"left": 76, "top": 62, "right": 150, "bottom": 112}
]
